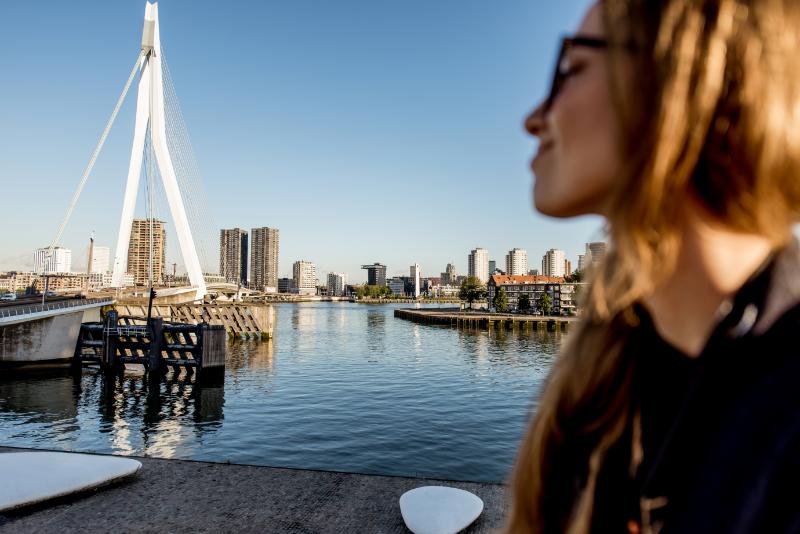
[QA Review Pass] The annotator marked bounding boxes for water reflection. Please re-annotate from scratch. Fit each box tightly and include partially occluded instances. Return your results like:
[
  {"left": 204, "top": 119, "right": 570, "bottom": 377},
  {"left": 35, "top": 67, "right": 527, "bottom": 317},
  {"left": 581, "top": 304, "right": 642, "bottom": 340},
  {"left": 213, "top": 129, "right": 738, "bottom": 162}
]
[
  {"left": 0, "top": 303, "right": 563, "bottom": 483},
  {"left": 0, "top": 374, "right": 79, "bottom": 421},
  {"left": 366, "top": 309, "right": 386, "bottom": 355}
]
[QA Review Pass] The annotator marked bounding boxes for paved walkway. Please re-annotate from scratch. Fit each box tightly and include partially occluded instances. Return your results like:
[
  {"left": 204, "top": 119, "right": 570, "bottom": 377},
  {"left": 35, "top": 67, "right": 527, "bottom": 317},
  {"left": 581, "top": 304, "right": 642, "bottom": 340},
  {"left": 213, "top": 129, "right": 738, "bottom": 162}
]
[{"left": 0, "top": 447, "right": 508, "bottom": 533}]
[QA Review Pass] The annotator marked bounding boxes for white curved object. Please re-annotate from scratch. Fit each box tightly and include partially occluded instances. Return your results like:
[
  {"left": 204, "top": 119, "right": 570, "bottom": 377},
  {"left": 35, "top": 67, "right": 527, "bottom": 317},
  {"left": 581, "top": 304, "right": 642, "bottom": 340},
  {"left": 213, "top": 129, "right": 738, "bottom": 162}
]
[
  {"left": 0, "top": 452, "right": 142, "bottom": 512},
  {"left": 399, "top": 486, "right": 484, "bottom": 534}
]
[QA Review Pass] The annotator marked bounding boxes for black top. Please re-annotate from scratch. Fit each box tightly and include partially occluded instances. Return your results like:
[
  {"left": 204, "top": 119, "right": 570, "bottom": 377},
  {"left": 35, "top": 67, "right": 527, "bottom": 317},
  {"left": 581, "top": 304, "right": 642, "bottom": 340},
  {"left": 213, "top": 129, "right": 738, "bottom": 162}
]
[{"left": 589, "top": 260, "right": 800, "bottom": 533}]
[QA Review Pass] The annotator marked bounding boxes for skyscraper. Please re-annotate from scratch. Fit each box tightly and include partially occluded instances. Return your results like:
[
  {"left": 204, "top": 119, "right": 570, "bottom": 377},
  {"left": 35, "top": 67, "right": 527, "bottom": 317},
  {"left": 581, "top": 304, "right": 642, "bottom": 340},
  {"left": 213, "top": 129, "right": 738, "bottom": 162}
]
[
  {"left": 220, "top": 228, "right": 248, "bottom": 285},
  {"left": 541, "top": 249, "right": 566, "bottom": 278},
  {"left": 127, "top": 218, "right": 166, "bottom": 286},
  {"left": 361, "top": 263, "right": 387, "bottom": 286},
  {"left": 468, "top": 248, "right": 489, "bottom": 283},
  {"left": 250, "top": 227, "right": 279, "bottom": 291},
  {"left": 293, "top": 260, "right": 317, "bottom": 295},
  {"left": 505, "top": 248, "right": 529, "bottom": 276}
]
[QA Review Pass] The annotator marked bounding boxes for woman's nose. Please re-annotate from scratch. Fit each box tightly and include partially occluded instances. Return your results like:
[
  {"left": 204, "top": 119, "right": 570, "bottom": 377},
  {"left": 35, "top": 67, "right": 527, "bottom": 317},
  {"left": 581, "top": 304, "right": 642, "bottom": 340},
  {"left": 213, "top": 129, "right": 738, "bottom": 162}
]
[{"left": 524, "top": 101, "right": 546, "bottom": 137}]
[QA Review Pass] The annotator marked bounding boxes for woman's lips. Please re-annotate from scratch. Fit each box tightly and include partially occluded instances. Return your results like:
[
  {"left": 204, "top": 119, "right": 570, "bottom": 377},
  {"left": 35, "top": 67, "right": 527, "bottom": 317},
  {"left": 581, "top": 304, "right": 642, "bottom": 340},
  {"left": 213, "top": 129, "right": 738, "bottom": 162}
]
[{"left": 532, "top": 140, "right": 554, "bottom": 171}]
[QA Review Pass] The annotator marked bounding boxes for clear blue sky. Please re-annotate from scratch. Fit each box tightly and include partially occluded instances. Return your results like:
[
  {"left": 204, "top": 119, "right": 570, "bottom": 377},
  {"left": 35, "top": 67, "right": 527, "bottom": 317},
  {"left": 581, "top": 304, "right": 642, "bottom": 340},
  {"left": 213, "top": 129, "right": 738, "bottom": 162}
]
[{"left": 0, "top": 0, "right": 600, "bottom": 282}]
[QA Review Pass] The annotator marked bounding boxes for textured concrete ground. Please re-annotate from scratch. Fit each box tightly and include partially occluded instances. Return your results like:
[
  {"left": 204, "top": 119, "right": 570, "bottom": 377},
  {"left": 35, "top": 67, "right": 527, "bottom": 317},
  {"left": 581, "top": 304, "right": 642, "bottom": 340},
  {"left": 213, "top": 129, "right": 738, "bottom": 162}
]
[{"left": 0, "top": 447, "right": 508, "bottom": 533}]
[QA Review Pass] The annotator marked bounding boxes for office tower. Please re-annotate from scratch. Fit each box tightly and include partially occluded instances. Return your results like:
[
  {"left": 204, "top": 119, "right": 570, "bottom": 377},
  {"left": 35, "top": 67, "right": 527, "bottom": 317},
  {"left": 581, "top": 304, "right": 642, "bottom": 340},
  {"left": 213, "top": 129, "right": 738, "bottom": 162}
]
[
  {"left": 468, "top": 248, "right": 489, "bottom": 283},
  {"left": 489, "top": 260, "right": 496, "bottom": 274},
  {"left": 250, "top": 227, "right": 279, "bottom": 291},
  {"left": 565, "top": 259, "right": 572, "bottom": 276},
  {"left": 293, "top": 260, "right": 317, "bottom": 295},
  {"left": 505, "top": 248, "right": 529, "bottom": 276},
  {"left": 219, "top": 228, "right": 249, "bottom": 285},
  {"left": 541, "top": 249, "right": 566, "bottom": 277},
  {"left": 278, "top": 277, "right": 293, "bottom": 293},
  {"left": 33, "top": 246, "right": 72, "bottom": 274},
  {"left": 127, "top": 218, "right": 166, "bottom": 286},
  {"left": 361, "top": 263, "right": 387, "bottom": 286},
  {"left": 578, "top": 254, "right": 586, "bottom": 273},
  {"left": 327, "top": 272, "right": 348, "bottom": 297}
]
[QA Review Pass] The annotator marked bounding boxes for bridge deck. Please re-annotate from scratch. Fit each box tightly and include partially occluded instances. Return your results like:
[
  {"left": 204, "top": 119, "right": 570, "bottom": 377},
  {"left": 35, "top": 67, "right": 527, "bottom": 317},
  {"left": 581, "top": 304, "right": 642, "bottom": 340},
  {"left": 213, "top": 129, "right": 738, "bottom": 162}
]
[{"left": 0, "top": 298, "right": 114, "bottom": 326}]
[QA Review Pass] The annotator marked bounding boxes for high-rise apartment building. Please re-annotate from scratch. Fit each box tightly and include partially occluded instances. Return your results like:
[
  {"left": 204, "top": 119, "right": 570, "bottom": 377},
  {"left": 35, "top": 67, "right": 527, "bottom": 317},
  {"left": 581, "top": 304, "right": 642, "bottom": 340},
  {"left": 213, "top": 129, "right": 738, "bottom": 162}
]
[
  {"left": 361, "top": 263, "right": 387, "bottom": 286},
  {"left": 468, "top": 248, "right": 489, "bottom": 283},
  {"left": 33, "top": 246, "right": 72, "bottom": 274},
  {"left": 127, "top": 218, "right": 166, "bottom": 286},
  {"left": 410, "top": 263, "right": 421, "bottom": 298},
  {"left": 578, "top": 254, "right": 586, "bottom": 273},
  {"left": 327, "top": 272, "right": 348, "bottom": 297},
  {"left": 586, "top": 242, "right": 607, "bottom": 266},
  {"left": 293, "top": 260, "right": 317, "bottom": 295},
  {"left": 541, "top": 249, "right": 566, "bottom": 278},
  {"left": 565, "top": 259, "right": 572, "bottom": 276},
  {"left": 250, "top": 227, "right": 279, "bottom": 291},
  {"left": 219, "top": 228, "right": 249, "bottom": 285},
  {"left": 505, "top": 248, "right": 529, "bottom": 276}
]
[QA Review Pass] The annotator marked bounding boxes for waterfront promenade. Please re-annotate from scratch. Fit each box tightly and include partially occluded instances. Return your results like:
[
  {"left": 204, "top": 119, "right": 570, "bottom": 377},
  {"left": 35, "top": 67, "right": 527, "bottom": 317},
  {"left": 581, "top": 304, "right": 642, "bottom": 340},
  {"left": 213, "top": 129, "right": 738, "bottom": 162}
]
[
  {"left": 0, "top": 447, "right": 507, "bottom": 533},
  {"left": 395, "top": 307, "right": 576, "bottom": 331}
]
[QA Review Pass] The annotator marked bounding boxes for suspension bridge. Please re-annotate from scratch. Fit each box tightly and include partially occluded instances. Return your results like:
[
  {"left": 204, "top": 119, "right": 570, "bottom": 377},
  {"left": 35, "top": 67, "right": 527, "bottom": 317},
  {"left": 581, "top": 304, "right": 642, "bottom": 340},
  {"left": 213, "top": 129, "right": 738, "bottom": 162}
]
[{"left": 1, "top": 2, "right": 270, "bottom": 373}]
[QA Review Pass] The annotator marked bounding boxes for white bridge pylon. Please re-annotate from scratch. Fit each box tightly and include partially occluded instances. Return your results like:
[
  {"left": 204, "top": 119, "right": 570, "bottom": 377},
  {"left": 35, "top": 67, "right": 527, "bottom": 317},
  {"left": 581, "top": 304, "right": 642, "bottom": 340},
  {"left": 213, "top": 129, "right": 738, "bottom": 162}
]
[{"left": 111, "top": 2, "right": 207, "bottom": 300}]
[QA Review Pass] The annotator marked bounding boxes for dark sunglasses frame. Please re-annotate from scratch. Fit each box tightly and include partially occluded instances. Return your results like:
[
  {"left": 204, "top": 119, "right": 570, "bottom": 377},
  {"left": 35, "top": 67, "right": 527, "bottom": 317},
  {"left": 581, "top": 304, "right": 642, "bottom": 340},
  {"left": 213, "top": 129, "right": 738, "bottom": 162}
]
[{"left": 544, "top": 36, "right": 608, "bottom": 112}]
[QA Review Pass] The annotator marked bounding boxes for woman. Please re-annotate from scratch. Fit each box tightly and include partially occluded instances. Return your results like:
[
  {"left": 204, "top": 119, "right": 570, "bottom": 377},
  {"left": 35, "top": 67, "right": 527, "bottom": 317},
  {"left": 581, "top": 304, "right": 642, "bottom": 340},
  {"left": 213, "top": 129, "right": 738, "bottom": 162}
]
[{"left": 508, "top": 1, "right": 800, "bottom": 533}]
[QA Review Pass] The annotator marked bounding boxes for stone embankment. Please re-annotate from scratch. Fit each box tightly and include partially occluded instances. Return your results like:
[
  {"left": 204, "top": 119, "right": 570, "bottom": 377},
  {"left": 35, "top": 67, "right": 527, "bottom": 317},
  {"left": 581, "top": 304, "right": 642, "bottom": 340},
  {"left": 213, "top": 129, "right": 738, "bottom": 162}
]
[
  {"left": 394, "top": 308, "right": 575, "bottom": 332},
  {"left": 354, "top": 298, "right": 462, "bottom": 304}
]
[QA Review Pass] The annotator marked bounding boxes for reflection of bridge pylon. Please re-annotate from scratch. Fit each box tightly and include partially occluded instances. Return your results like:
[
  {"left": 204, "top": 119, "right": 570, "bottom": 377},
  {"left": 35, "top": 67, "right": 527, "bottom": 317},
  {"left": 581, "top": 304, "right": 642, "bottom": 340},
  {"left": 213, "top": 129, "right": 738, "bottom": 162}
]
[{"left": 110, "top": 2, "right": 207, "bottom": 300}]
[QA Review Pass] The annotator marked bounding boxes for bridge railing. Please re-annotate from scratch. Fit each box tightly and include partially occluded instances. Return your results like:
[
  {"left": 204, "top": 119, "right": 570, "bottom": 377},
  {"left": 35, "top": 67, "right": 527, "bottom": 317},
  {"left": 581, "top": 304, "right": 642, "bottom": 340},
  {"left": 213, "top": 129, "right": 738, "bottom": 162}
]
[{"left": 0, "top": 297, "right": 114, "bottom": 319}]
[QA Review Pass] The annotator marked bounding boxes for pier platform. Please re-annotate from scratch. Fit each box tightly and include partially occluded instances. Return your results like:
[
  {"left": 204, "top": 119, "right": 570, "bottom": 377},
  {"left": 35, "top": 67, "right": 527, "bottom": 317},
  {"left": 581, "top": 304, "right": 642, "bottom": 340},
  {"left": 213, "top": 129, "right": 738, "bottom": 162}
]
[
  {"left": 395, "top": 307, "right": 576, "bottom": 332},
  {"left": 0, "top": 447, "right": 507, "bottom": 533}
]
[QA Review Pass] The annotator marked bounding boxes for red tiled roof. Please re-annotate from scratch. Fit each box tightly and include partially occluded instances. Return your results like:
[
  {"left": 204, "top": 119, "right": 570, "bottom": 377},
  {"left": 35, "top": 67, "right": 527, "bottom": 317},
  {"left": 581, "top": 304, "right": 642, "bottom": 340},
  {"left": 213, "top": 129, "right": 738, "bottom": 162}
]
[{"left": 489, "top": 274, "right": 564, "bottom": 286}]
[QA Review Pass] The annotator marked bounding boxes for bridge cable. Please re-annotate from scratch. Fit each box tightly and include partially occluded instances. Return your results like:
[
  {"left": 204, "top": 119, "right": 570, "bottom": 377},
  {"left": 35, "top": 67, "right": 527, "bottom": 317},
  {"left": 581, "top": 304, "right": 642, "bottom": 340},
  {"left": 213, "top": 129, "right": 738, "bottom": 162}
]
[
  {"left": 46, "top": 51, "right": 146, "bottom": 260},
  {"left": 160, "top": 50, "right": 218, "bottom": 277}
]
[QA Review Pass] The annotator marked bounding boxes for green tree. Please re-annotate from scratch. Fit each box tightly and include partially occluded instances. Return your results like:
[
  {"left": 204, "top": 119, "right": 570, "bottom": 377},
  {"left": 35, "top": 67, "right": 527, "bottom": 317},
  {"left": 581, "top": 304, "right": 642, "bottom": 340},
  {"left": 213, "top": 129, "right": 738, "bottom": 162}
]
[
  {"left": 518, "top": 293, "right": 531, "bottom": 311},
  {"left": 493, "top": 287, "right": 508, "bottom": 312},
  {"left": 564, "top": 270, "right": 584, "bottom": 283},
  {"left": 459, "top": 276, "right": 486, "bottom": 309},
  {"left": 536, "top": 293, "right": 553, "bottom": 316}
]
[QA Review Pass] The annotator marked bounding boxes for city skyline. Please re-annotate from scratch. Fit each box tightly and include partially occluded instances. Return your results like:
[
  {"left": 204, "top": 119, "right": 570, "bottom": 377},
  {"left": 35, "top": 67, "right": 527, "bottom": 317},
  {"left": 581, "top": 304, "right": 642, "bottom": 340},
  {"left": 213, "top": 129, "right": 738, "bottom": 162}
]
[
  {"left": 0, "top": 0, "right": 600, "bottom": 281},
  {"left": 14, "top": 237, "right": 599, "bottom": 287}
]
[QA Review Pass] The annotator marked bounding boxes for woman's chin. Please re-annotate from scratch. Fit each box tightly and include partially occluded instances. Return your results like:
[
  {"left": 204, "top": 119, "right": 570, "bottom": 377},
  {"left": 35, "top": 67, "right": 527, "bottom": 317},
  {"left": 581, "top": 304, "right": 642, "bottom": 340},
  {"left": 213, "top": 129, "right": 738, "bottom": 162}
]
[{"left": 533, "top": 192, "right": 593, "bottom": 219}]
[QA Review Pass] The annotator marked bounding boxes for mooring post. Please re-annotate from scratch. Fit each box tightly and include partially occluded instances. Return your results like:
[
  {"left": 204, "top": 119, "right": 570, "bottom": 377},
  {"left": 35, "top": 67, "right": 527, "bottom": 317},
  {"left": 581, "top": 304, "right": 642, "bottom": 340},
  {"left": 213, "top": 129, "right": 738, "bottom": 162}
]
[
  {"left": 102, "top": 310, "right": 118, "bottom": 372},
  {"left": 148, "top": 317, "right": 165, "bottom": 375}
]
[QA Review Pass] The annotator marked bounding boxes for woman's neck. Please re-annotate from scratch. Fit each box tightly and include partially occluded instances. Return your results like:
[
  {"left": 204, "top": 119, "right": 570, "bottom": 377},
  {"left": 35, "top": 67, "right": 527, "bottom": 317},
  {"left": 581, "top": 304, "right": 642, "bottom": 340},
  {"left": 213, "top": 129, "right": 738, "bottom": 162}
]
[{"left": 641, "top": 212, "right": 773, "bottom": 357}]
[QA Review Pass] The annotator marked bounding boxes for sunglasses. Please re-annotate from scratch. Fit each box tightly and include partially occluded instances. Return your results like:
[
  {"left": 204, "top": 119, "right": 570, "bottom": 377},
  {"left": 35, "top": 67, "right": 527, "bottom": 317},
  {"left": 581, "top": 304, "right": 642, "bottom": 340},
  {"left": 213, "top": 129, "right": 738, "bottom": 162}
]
[{"left": 544, "top": 36, "right": 608, "bottom": 112}]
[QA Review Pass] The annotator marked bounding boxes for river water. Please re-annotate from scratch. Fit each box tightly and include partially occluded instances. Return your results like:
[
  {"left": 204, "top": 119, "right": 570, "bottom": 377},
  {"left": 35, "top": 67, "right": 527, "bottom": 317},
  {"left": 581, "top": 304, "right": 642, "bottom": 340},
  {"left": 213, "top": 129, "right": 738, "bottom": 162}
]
[{"left": 0, "top": 303, "right": 562, "bottom": 483}]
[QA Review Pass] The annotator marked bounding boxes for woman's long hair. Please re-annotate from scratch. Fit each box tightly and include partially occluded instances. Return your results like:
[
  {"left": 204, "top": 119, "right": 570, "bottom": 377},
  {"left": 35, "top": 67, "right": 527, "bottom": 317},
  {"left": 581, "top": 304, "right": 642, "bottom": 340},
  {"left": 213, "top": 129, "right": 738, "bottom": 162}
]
[{"left": 506, "top": 1, "right": 800, "bottom": 532}]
